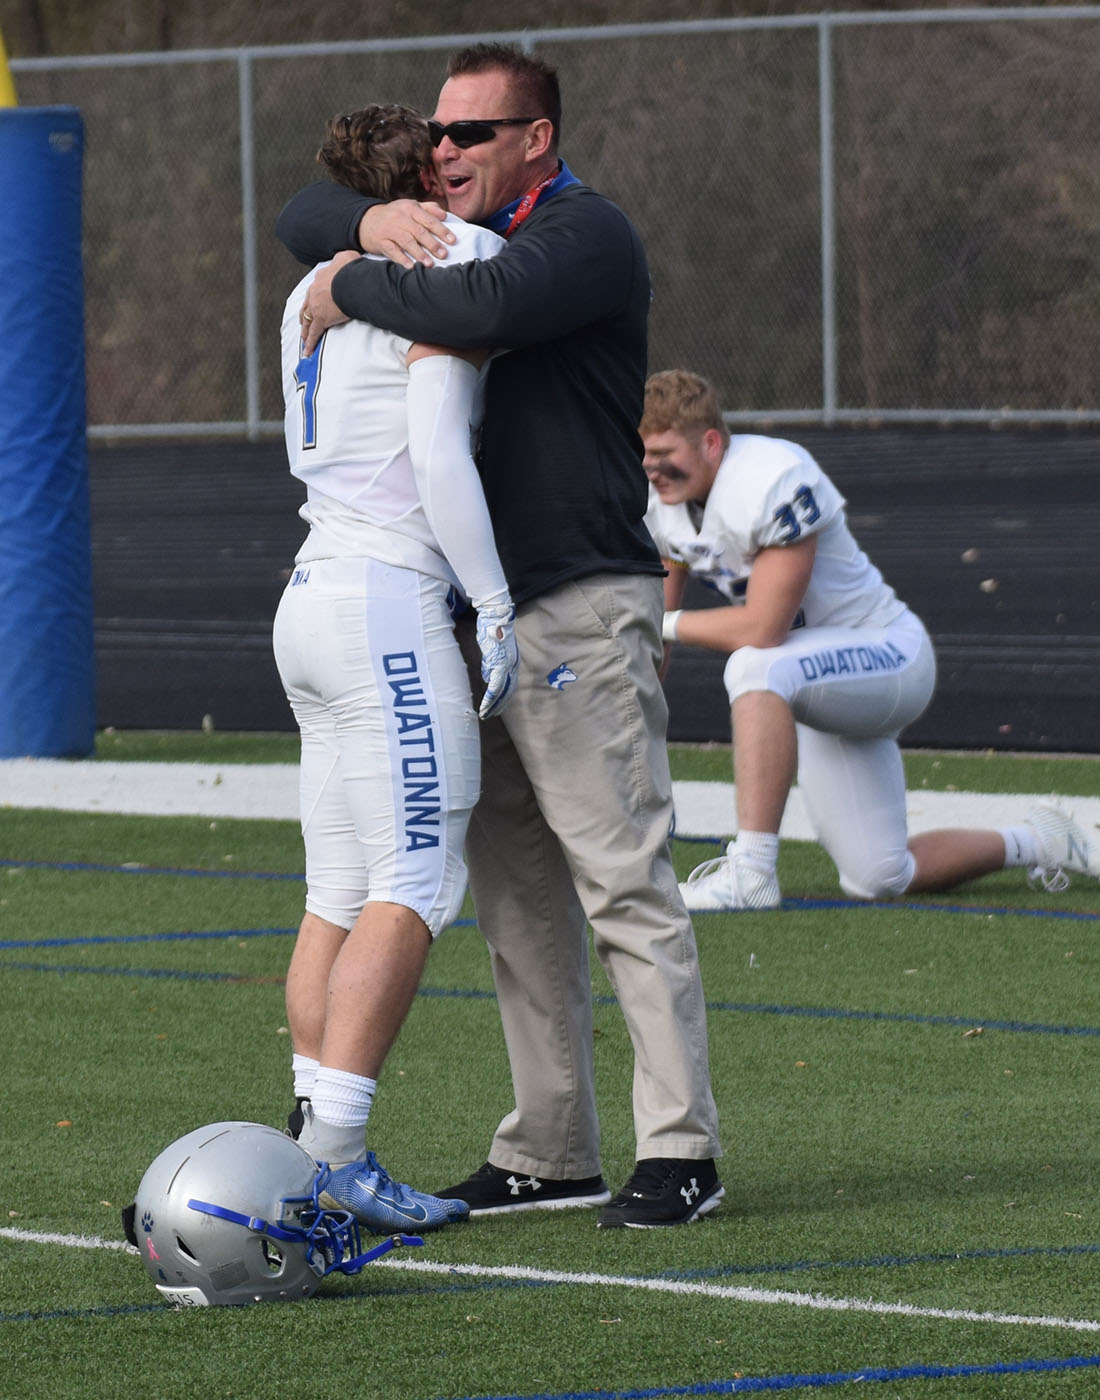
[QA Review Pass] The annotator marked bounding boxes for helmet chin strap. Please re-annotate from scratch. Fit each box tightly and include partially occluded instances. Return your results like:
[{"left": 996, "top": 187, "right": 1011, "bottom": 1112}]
[
  {"left": 187, "top": 1198, "right": 307, "bottom": 1243},
  {"left": 328, "top": 1231, "right": 425, "bottom": 1274},
  {"left": 186, "top": 1198, "right": 424, "bottom": 1276}
]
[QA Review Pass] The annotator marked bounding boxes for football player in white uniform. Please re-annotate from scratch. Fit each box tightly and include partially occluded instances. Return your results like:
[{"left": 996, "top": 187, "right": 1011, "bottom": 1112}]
[
  {"left": 641, "top": 370, "right": 1099, "bottom": 911},
  {"left": 272, "top": 105, "right": 518, "bottom": 1231}
]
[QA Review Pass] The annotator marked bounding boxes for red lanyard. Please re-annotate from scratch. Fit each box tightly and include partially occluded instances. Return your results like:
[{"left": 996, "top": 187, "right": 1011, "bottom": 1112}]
[{"left": 504, "top": 170, "right": 559, "bottom": 239}]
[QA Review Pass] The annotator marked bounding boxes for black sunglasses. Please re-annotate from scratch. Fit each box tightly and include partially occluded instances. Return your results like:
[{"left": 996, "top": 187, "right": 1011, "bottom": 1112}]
[{"left": 428, "top": 117, "right": 540, "bottom": 149}]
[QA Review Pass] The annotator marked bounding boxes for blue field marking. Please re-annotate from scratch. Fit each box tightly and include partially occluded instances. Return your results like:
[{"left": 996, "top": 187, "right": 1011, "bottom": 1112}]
[
  {"left": 0, "top": 919, "right": 477, "bottom": 954},
  {"left": 0, "top": 856, "right": 303, "bottom": 881},
  {"left": 0, "top": 960, "right": 280, "bottom": 982},
  {"left": 0, "top": 926, "right": 297, "bottom": 951},
  {"left": 417, "top": 985, "right": 498, "bottom": 1001},
  {"left": 3, "top": 950, "right": 1099, "bottom": 1040},
  {"left": 590, "top": 990, "right": 1100, "bottom": 1039},
  {"left": 784, "top": 894, "right": 1100, "bottom": 922},
  {"left": 11, "top": 852, "right": 1100, "bottom": 921},
  {"left": 0, "top": 1275, "right": 548, "bottom": 1325},
  {"left": 663, "top": 1241, "right": 1100, "bottom": 1284},
  {"left": 697, "top": 997, "right": 1100, "bottom": 1038},
  {"left": 0, "top": 1301, "right": 167, "bottom": 1324},
  {"left": 456, "top": 1354, "right": 1100, "bottom": 1397}
]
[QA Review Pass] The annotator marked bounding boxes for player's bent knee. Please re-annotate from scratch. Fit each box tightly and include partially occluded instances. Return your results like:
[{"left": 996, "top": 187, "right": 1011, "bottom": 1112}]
[
  {"left": 723, "top": 645, "right": 781, "bottom": 703},
  {"left": 838, "top": 850, "right": 915, "bottom": 901}
]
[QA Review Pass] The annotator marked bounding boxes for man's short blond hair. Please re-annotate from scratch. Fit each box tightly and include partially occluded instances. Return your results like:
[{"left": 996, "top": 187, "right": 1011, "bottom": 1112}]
[{"left": 640, "top": 370, "right": 729, "bottom": 447}]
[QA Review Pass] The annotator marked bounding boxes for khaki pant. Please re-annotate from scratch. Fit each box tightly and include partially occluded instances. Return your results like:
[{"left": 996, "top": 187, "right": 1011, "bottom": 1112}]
[{"left": 459, "top": 572, "right": 721, "bottom": 1178}]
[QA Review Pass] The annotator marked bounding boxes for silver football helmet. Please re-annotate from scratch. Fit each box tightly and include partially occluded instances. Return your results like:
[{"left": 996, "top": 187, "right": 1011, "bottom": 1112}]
[{"left": 125, "top": 1121, "right": 376, "bottom": 1306}]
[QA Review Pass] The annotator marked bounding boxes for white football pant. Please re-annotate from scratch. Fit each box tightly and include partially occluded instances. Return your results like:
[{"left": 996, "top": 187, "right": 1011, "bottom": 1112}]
[
  {"left": 723, "top": 610, "right": 936, "bottom": 898},
  {"left": 273, "top": 556, "right": 478, "bottom": 935}
]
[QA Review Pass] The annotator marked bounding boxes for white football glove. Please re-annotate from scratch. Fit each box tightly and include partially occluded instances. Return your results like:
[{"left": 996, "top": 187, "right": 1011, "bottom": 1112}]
[{"left": 475, "top": 601, "right": 520, "bottom": 720}]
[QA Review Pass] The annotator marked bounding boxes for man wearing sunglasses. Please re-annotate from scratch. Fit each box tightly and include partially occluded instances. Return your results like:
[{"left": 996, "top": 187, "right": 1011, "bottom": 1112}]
[{"left": 276, "top": 42, "right": 723, "bottom": 1231}]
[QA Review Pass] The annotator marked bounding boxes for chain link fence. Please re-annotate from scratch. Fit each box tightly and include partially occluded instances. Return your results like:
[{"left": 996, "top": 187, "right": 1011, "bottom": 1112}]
[{"left": 12, "top": 8, "right": 1100, "bottom": 437}]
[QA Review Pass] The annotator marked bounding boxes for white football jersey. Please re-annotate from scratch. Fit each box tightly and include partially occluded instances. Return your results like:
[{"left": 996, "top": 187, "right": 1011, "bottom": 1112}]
[
  {"left": 645, "top": 434, "right": 908, "bottom": 631},
  {"left": 281, "top": 214, "right": 505, "bottom": 580}
]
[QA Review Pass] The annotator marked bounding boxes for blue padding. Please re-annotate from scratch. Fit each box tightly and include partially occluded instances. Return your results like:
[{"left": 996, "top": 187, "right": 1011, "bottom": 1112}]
[{"left": 0, "top": 107, "right": 95, "bottom": 757}]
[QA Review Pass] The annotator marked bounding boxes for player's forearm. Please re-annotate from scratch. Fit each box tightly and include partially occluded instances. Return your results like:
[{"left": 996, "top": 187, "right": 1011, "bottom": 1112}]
[
  {"left": 662, "top": 561, "right": 689, "bottom": 611},
  {"left": 666, "top": 604, "right": 794, "bottom": 653}
]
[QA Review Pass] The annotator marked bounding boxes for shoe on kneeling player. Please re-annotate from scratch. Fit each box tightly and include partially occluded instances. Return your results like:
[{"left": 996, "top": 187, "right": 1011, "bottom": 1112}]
[
  {"left": 597, "top": 1158, "right": 724, "bottom": 1229},
  {"left": 434, "top": 1160, "right": 611, "bottom": 1214},
  {"left": 679, "top": 842, "right": 781, "bottom": 912},
  {"left": 318, "top": 1152, "right": 469, "bottom": 1234},
  {"left": 1025, "top": 801, "right": 1100, "bottom": 893}
]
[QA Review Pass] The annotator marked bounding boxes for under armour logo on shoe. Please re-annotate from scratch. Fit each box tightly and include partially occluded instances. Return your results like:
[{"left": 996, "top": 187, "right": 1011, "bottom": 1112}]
[
  {"left": 546, "top": 664, "right": 577, "bottom": 690},
  {"left": 507, "top": 1175, "right": 542, "bottom": 1197},
  {"left": 680, "top": 1178, "right": 700, "bottom": 1205}
]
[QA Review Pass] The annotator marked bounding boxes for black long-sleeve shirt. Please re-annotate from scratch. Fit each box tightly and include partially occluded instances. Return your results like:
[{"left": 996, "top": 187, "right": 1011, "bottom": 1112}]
[{"left": 276, "top": 180, "right": 662, "bottom": 605}]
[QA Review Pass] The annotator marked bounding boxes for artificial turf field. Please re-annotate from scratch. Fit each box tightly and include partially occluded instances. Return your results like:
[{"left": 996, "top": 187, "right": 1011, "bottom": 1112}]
[{"left": 1, "top": 735, "right": 1098, "bottom": 1399}]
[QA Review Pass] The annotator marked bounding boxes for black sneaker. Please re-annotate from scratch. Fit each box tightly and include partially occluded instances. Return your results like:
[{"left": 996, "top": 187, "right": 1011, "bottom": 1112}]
[
  {"left": 435, "top": 1160, "right": 611, "bottom": 1215},
  {"left": 597, "top": 1157, "right": 724, "bottom": 1228}
]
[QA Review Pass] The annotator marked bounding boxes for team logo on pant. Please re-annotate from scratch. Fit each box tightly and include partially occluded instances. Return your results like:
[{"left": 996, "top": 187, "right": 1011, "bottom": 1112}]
[
  {"left": 383, "top": 650, "right": 441, "bottom": 851},
  {"left": 546, "top": 663, "right": 578, "bottom": 690},
  {"left": 799, "top": 641, "right": 906, "bottom": 682}
]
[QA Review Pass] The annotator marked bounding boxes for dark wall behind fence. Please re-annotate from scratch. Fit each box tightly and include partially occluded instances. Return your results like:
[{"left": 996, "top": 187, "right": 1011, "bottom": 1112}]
[{"left": 89, "top": 427, "right": 1100, "bottom": 753}]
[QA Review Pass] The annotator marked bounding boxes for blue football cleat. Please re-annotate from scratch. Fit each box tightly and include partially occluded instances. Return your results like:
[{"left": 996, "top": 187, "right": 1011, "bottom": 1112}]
[{"left": 317, "top": 1153, "right": 469, "bottom": 1234}]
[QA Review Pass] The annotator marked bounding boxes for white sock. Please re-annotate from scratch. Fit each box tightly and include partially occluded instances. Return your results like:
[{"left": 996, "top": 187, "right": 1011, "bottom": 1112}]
[
  {"left": 311, "top": 1066, "right": 377, "bottom": 1129},
  {"left": 292, "top": 1052, "right": 318, "bottom": 1100},
  {"left": 297, "top": 1102, "right": 365, "bottom": 1170},
  {"left": 999, "top": 825, "right": 1040, "bottom": 869},
  {"left": 732, "top": 829, "right": 780, "bottom": 876}
]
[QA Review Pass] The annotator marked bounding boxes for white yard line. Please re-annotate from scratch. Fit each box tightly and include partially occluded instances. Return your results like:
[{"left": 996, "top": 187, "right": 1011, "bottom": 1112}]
[
  {"left": 0, "top": 1226, "right": 136, "bottom": 1253},
  {"left": 374, "top": 1254, "right": 1100, "bottom": 1334},
  {"left": 0, "top": 760, "right": 302, "bottom": 821},
  {"left": 3, "top": 759, "right": 1099, "bottom": 840},
  {"left": 2, "top": 1224, "right": 1097, "bottom": 1333}
]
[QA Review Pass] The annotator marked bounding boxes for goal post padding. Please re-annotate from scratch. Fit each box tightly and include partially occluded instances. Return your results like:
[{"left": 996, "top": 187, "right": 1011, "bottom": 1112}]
[{"left": 0, "top": 106, "right": 95, "bottom": 757}]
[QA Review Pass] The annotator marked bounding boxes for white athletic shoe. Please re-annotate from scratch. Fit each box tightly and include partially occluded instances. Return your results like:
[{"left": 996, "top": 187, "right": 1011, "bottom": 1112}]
[
  {"left": 679, "top": 841, "right": 781, "bottom": 912},
  {"left": 1025, "top": 801, "right": 1100, "bottom": 893}
]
